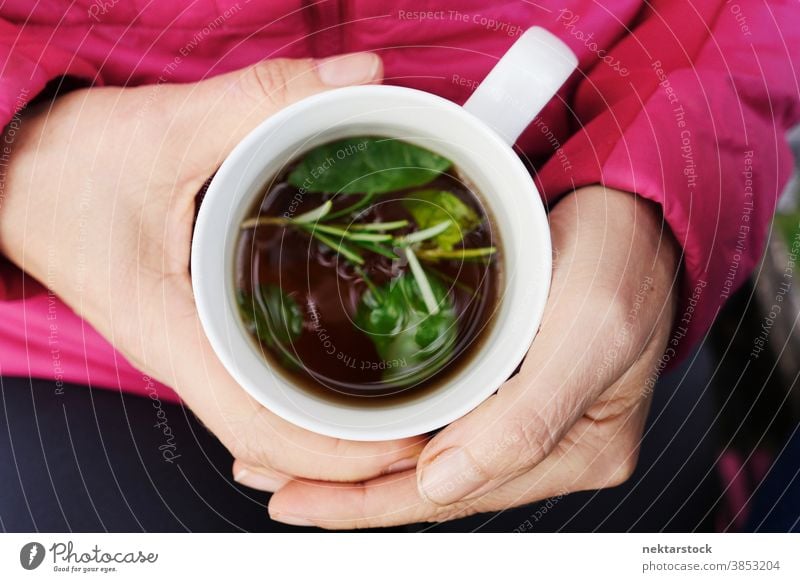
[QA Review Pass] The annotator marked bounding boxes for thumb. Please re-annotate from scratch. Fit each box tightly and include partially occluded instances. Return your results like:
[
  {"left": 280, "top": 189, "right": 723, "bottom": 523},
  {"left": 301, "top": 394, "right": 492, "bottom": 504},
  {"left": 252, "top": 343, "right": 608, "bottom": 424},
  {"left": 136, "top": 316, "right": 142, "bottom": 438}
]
[
  {"left": 414, "top": 267, "right": 620, "bottom": 506},
  {"left": 414, "top": 190, "right": 664, "bottom": 506},
  {"left": 169, "top": 52, "right": 383, "bottom": 168}
]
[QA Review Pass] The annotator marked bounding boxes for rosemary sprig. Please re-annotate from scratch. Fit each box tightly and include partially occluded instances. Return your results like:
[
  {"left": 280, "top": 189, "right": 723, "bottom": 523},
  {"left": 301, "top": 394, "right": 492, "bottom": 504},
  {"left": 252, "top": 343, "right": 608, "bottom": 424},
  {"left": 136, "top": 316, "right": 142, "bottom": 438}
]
[
  {"left": 240, "top": 198, "right": 495, "bottom": 272},
  {"left": 307, "top": 223, "right": 393, "bottom": 243},
  {"left": 354, "top": 265, "right": 382, "bottom": 301},
  {"left": 324, "top": 191, "right": 378, "bottom": 220},
  {"left": 416, "top": 247, "right": 497, "bottom": 261},
  {"left": 347, "top": 220, "right": 409, "bottom": 231},
  {"left": 399, "top": 220, "right": 452, "bottom": 245},
  {"left": 354, "top": 241, "right": 400, "bottom": 260},
  {"left": 304, "top": 227, "right": 365, "bottom": 265},
  {"left": 403, "top": 246, "right": 439, "bottom": 315}
]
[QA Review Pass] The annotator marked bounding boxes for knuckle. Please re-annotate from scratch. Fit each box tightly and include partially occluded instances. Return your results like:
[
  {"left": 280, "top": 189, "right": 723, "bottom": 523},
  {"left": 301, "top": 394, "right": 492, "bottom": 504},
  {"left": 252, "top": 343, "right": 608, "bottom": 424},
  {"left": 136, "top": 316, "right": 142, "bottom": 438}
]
[
  {"left": 449, "top": 415, "right": 553, "bottom": 487},
  {"left": 501, "top": 414, "right": 556, "bottom": 471},
  {"left": 226, "top": 408, "right": 280, "bottom": 468},
  {"left": 602, "top": 447, "right": 640, "bottom": 488},
  {"left": 585, "top": 285, "right": 640, "bottom": 371},
  {"left": 578, "top": 411, "right": 644, "bottom": 491},
  {"left": 227, "top": 436, "right": 262, "bottom": 468},
  {"left": 242, "top": 59, "right": 299, "bottom": 107},
  {"left": 597, "top": 285, "right": 635, "bottom": 334},
  {"left": 352, "top": 488, "right": 376, "bottom": 529}
]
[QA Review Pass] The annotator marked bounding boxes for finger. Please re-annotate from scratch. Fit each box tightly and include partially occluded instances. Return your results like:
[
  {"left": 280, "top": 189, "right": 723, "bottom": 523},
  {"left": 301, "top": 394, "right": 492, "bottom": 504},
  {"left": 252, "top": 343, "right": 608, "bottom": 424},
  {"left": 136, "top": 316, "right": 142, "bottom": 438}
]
[
  {"left": 269, "top": 471, "right": 442, "bottom": 529},
  {"left": 139, "top": 277, "right": 426, "bottom": 483},
  {"left": 268, "top": 449, "right": 573, "bottom": 529},
  {"left": 167, "top": 52, "right": 383, "bottom": 171},
  {"left": 414, "top": 190, "right": 675, "bottom": 505},
  {"left": 268, "top": 385, "right": 651, "bottom": 530},
  {"left": 232, "top": 459, "right": 290, "bottom": 492}
]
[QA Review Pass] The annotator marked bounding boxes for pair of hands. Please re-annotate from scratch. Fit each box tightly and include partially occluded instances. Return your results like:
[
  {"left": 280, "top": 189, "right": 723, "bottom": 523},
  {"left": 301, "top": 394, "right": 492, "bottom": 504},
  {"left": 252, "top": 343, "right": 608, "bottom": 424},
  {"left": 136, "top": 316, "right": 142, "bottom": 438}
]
[{"left": 0, "top": 52, "right": 678, "bottom": 528}]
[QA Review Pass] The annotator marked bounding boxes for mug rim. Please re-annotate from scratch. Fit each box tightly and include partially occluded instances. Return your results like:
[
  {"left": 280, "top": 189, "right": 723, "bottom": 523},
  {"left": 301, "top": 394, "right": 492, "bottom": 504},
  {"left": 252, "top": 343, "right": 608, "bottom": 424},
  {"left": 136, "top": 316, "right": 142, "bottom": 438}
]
[{"left": 191, "top": 85, "right": 551, "bottom": 441}]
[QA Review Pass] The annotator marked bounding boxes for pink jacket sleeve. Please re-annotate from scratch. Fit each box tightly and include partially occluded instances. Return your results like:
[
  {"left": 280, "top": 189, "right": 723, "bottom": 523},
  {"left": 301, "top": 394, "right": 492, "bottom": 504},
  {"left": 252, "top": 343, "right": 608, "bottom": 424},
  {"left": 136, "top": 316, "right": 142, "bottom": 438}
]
[
  {"left": 537, "top": 0, "right": 800, "bottom": 362},
  {"left": 0, "top": 17, "right": 98, "bottom": 300}
]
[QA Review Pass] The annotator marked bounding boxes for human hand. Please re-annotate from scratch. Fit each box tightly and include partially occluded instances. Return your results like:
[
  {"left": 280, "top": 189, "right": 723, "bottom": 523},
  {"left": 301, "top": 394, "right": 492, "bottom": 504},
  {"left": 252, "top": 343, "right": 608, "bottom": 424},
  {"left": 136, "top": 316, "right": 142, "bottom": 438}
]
[
  {"left": 266, "top": 186, "right": 680, "bottom": 527},
  {"left": 0, "top": 52, "right": 426, "bottom": 484}
]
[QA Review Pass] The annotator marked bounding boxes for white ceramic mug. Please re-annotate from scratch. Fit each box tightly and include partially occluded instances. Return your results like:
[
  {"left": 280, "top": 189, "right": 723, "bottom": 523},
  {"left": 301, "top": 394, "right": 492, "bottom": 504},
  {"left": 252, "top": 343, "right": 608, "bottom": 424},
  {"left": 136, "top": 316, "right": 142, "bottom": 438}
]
[{"left": 191, "top": 27, "right": 577, "bottom": 441}]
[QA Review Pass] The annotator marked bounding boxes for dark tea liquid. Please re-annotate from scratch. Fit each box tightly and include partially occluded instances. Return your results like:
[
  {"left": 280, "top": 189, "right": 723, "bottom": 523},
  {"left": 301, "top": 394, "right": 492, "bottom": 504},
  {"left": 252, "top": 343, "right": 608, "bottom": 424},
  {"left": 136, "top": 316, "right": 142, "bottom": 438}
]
[{"left": 235, "top": 145, "right": 501, "bottom": 403}]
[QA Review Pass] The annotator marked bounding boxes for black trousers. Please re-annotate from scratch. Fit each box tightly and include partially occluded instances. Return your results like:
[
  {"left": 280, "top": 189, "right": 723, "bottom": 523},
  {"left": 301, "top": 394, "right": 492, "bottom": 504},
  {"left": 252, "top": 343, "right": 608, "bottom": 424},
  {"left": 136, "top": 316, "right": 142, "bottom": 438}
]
[{"left": 0, "top": 350, "right": 722, "bottom": 532}]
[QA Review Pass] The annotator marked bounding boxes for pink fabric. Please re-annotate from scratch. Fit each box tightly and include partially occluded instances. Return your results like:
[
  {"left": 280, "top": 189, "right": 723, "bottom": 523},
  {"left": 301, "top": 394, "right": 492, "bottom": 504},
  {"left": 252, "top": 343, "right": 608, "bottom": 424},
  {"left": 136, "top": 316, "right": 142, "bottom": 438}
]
[
  {"left": 715, "top": 448, "right": 773, "bottom": 531},
  {"left": 1, "top": 0, "right": 798, "bottom": 402}
]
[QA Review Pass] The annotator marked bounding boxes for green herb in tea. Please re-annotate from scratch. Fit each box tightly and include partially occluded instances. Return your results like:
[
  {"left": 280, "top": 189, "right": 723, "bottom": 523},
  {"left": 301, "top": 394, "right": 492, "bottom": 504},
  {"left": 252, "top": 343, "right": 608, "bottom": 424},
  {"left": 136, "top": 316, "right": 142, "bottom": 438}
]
[{"left": 235, "top": 136, "right": 499, "bottom": 400}]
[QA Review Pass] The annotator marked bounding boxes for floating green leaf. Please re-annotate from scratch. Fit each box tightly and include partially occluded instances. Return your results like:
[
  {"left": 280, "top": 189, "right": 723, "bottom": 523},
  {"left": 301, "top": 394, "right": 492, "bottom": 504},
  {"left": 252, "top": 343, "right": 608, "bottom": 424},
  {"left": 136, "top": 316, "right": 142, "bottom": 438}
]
[
  {"left": 288, "top": 137, "right": 452, "bottom": 195},
  {"left": 355, "top": 273, "right": 457, "bottom": 387},
  {"left": 403, "top": 190, "right": 481, "bottom": 251}
]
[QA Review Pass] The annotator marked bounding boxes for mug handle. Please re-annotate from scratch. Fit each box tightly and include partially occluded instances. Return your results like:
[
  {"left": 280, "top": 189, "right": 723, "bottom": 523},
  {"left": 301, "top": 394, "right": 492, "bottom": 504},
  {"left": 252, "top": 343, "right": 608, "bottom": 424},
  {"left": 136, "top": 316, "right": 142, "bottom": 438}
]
[{"left": 463, "top": 27, "right": 578, "bottom": 145}]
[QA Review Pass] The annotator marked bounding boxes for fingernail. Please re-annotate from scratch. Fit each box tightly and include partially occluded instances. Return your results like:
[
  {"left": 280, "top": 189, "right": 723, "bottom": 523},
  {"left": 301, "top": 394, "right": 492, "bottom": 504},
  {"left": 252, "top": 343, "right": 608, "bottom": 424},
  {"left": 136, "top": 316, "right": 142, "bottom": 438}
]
[
  {"left": 316, "top": 52, "right": 381, "bottom": 86},
  {"left": 418, "top": 448, "right": 487, "bottom": 505},
  {"left": 269, "top": 511, "right": 316, "bottom": 527},
  {"left": 384, "top": 457, "right": 418, "bottom": 475},
  {"left": 234, "top": 467, "right": 288, "bottom": 492}
]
